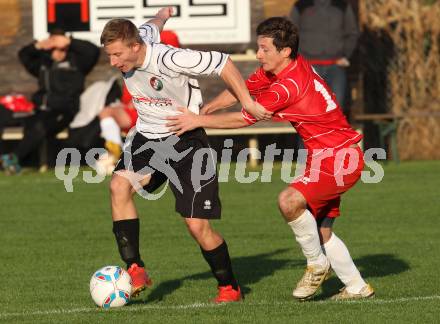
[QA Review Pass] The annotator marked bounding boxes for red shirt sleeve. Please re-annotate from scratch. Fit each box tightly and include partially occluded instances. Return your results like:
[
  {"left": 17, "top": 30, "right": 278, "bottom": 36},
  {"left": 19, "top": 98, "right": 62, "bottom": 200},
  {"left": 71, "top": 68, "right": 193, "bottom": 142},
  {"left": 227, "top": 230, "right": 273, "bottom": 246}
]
[
  {"left": 245, "top": 69, "right": 271, "bottom": 96},
  {"left": 255, "top": 79, "right": 298, "bottom": 113},
  {"left": 241, "top": 78, "right": 299, "bottom": 124},
  {"left": 241, "top": 108, "right": 257, "bottom": 125}
]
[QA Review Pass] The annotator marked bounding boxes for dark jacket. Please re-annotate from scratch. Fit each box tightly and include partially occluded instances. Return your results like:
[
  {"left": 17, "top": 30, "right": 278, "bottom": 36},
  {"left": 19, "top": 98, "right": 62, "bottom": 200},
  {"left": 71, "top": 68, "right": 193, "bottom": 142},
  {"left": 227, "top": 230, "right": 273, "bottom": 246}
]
[
  {"left": 290, "top": 0, "right": 359, "bottom": 60},
  {"left": 18, "top": 39, "right": 100, "bottom": 114}
]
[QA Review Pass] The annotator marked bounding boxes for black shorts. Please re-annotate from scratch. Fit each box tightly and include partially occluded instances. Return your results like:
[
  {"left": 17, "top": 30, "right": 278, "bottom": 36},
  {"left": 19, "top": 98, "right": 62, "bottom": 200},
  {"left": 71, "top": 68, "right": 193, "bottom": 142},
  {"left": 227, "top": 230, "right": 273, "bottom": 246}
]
[{"left": 114, "top": 128, "right": 221, "bottom": 219}]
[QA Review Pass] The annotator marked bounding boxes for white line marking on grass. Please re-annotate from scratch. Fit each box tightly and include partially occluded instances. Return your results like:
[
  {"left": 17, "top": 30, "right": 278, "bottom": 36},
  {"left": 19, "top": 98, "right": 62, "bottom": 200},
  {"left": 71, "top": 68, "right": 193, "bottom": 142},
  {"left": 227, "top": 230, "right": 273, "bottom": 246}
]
[
  {"left": 1, "top": 296, "right": 439, "bottom": 319},
  {"left": 0, "top": 303, "right": 225, "bottom": 319},
  {"left": 315, "top": 295, "right": 440, "bottom": 305}
]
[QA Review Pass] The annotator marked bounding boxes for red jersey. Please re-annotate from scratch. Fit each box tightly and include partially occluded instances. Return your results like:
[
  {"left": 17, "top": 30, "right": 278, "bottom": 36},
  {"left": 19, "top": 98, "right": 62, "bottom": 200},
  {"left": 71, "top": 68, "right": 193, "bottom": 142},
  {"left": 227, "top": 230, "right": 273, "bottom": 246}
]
[{"left": 242, "top": 55, "right": 361, "bottom": 151}]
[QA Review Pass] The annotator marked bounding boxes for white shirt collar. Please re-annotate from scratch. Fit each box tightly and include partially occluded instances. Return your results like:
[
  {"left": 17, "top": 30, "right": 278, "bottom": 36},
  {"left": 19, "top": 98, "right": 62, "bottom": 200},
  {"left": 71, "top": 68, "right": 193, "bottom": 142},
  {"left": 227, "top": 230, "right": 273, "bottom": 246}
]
[{"left": 139, "top": 41, "right": 153, "bottom": 70}]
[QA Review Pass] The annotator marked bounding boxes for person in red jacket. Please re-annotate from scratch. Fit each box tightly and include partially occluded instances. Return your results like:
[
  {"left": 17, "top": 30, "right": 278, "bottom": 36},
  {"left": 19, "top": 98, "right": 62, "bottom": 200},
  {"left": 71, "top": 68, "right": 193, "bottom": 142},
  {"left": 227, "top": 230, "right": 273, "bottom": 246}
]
[{"left": 166, "top": 17, "right": 374, "bottom": 301}]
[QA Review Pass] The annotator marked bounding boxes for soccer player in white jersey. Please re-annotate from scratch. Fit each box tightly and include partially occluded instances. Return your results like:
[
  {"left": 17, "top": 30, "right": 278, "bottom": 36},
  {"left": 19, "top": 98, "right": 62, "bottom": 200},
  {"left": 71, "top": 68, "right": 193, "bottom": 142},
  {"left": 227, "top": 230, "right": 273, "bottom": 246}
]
[{"left": 100, "top": 7, "right": 269, "bottom": 302}]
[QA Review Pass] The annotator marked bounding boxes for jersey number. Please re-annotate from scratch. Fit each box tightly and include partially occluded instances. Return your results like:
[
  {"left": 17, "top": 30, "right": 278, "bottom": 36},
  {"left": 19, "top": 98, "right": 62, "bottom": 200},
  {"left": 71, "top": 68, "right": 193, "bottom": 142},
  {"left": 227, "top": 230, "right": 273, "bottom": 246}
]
[{"left": 313, "top": 79, "right": 337, "bottom": 112}]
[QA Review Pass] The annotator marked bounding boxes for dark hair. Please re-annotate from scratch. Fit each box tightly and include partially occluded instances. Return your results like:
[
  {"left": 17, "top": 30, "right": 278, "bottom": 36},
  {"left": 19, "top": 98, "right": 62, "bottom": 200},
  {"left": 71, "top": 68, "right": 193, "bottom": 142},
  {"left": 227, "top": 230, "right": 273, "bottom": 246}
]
[
  {"left": 49, "top": 28, "right": 65, "bottom": 36},
  {"left": 256, "top": 17, "right": 299, "bottom": 59},
  {"left": 100, "top": 19, "right": 143, "bottom": 46}
]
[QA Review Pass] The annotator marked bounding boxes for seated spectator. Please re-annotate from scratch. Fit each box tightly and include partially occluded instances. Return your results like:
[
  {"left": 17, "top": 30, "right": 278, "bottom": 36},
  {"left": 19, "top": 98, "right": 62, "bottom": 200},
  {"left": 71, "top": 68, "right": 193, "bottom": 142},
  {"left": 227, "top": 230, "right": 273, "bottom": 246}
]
[
  {"left": 98, "top": 84, "right": 136, "bottom": 162},
  {"left": 0, "top": 28, "right": 100, "bottom": 174},
  {"left": 0, "top": 94, "right": 35, "bottom": 160}
]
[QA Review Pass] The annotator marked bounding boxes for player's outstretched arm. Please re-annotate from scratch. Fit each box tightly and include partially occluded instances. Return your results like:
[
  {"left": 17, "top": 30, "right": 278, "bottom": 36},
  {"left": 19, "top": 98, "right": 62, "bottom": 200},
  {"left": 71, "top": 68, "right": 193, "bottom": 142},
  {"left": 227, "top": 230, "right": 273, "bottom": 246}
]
[
  {"left": 244, "top": 99, "right": 272, "bottom": 121},
  {"left": 219, "top": 58, "right": 272, "bottom": 121},
  {"left": 201, "top": 90, "right": 238, "bottom": 115},
  {"left": 147, "top": 7, "right": 173, "bottom": 32},
  {"left": 167, "top": 108, "right": 248, "bottom": 136}
]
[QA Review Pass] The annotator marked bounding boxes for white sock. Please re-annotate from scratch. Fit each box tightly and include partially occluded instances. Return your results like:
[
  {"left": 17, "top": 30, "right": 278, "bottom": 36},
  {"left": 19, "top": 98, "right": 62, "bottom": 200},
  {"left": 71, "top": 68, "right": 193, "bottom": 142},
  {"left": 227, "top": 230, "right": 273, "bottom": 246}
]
[
  {"left": 288, "top": 210, "right": 328, "bottom": 267},
  {"left": 323, "top": 233, "right": 367, "bottom": 293},
  {"left": 100, "top": 117, "right": 122, "bottom": 146}
]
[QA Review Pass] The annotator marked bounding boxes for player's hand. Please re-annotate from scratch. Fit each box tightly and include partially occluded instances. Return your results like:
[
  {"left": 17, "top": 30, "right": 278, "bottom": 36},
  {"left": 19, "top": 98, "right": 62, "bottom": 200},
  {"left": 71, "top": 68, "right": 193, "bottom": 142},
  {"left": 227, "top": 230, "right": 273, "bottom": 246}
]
[
  {"left": 166, "top": 107, "right": 200, "bottom": 136},
  {"left": 200, "top": 104, "right": 218, "bottom": 115},
  {"left": 35, "top": 38, "right": 54, "bottom": 50},
  {"left": 336, "top": 57, "right": 350, "bottom": 67},
  {"left": 50, "top": 35, "right": 71, "bottom": 50},
  {"left": 156, "top": 6, "right": 174, "bottom": 22},
  {"left": 199, "top": 106, "right": 209, "bottom": 115},
  {"left": 245, "top": 101, "right": 273, "bottom": 121}
]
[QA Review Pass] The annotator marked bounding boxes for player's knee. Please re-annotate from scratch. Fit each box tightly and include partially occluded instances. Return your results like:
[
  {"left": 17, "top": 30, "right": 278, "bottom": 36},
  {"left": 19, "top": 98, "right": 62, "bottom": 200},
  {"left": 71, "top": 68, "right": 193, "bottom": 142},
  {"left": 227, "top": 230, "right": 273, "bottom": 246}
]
[
  {"left": 278, "top": 191, "right": 291, "bottom": 215},
  {"left": 185, "top": 219, "right": 209, "bottom": 240},
  {"left": 110, "top": 174, "right": 132, "bottom": 200},
  {"left": 278, "top": 188, "right": 306, "bottom": 220},
  {"left": 278, "top": 189, "right": 296, "bottom": 214}
]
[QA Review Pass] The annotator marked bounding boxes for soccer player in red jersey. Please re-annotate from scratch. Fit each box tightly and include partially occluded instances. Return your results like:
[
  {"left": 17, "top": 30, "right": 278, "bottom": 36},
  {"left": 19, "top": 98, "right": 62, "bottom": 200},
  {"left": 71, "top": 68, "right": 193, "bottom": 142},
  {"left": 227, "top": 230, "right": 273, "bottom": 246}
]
[{"left": 167, "top": 17, "right": 374, "bottom": 301}]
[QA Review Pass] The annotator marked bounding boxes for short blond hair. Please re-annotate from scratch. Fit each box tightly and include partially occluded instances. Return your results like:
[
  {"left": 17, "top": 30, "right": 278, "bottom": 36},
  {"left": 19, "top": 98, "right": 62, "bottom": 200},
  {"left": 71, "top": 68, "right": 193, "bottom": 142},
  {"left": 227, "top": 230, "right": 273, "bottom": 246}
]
[{"left": 100, "top": 19, "right": 143, "bottom": 46}]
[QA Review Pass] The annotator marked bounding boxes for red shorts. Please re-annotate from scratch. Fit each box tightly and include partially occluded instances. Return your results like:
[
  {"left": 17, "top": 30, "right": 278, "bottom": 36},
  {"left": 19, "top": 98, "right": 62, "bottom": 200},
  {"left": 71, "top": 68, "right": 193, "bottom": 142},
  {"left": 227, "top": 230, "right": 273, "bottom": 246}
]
[
  {"left": 123, "top": 106, "right": 138, "bottom": 131},
  {"left": 290, "top": 146, "right": 364, "bottom": 219}
]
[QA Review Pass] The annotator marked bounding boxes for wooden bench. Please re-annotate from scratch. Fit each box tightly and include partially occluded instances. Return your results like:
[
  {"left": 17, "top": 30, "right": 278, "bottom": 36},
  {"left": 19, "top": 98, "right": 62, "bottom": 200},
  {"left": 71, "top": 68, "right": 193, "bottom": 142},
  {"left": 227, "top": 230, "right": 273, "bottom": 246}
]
[
  {"left": 354, "top": 111, "right": 440, "bottom": 163},
  {"left": 354, "top": 113, "right": 401, "bottom": 163},
  {"left": 2, "top": 122, "right": 296, "bottom": 140}
]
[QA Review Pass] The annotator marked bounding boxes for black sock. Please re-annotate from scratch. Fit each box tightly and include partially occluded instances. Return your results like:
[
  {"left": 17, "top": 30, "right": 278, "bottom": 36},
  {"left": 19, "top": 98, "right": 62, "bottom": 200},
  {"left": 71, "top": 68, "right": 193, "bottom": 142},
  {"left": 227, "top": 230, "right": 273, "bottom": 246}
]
[
  {"left": 201, "top": 240, "right": 238, "bottom": 290},
  {"left": 112, "top": 219, "right": 144, "bottom": 269}
]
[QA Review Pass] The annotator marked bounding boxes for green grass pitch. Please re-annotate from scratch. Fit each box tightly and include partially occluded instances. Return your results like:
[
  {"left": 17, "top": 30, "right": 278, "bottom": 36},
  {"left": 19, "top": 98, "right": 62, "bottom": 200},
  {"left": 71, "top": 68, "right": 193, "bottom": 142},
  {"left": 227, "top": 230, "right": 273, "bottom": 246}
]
[{"left": 0, "top": 161, "right": 439, "bottom": 323}]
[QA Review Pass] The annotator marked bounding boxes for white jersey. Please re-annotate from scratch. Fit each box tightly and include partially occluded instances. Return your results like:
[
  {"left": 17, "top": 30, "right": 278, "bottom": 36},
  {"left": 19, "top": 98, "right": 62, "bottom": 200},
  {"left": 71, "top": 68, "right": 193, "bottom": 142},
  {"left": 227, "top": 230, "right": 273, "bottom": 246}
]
[{"left": 123, "top": 23, "right": 229, "bottom": 139}]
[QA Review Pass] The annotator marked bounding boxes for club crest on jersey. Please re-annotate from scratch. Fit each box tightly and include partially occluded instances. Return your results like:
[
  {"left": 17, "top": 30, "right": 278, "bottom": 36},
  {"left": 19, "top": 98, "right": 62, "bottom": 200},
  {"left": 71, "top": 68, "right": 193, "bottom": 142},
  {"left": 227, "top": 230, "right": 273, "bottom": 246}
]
[{"left": 150, "top": 77, "right": 163, "bottom": 91}]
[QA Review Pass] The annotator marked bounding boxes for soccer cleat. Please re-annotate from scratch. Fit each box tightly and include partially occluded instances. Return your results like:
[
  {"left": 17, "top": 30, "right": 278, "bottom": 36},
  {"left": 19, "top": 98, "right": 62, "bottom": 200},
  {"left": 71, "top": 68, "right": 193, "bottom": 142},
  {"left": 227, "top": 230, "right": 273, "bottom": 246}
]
[
  {"left": 0, "top": 153, "right": 21, "bottom": 175},
  {"left": 213, "top": 285, "right": 242, "bottom": 303},
  {"left": 330, "top": 284, "right": 375, "bottom": 301},
  {"left": 292, "top": 261, "right": 331, "bottom": 300},
  {"left": 127, "top": 263, "right": 152, "bottom": 297}
]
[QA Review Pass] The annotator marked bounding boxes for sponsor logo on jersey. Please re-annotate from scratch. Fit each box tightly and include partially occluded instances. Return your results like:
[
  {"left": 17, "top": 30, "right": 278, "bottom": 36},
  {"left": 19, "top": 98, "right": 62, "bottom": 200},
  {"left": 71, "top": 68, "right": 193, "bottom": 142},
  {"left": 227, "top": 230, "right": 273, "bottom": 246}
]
[
  {"left": 150, "top": 77, "right": 163, "bottom": 91},
  {"left": 132, "top": 96, "right": 172, "bottom": 107}
]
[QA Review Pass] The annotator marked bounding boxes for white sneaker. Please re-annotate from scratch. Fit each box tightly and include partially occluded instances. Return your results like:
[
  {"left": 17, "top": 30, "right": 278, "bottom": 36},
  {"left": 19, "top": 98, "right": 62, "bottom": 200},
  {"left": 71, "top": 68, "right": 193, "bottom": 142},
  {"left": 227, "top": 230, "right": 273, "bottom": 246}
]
[
  {"left": 95, "top": 152, "right": 116, "bottom": 176},
  {"left": 331, "top": 284, "right": 375, "bottom": 300},
  {"left": 292, "top": 261, "right": 331, "bottom": 300}
]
